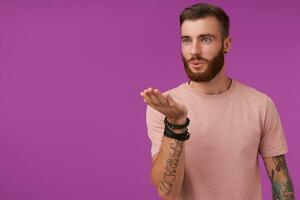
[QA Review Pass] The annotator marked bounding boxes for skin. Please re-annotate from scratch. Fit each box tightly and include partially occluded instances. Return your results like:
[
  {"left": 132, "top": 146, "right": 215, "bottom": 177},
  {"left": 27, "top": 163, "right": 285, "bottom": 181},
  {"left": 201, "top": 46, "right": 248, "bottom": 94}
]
[
  {"left": 140, "top": 16, "right": 232, "bottom": 200},
  {"left": 141, "top": 87, "right": 187, "bottom": 200},
  {"left": 180, "top": 16, "right": 232, "bottom": 94},
  {"left": 140, "top": 16, "right": 295, "bottom": 200},
  {"left": 263, "top": 155, "right": 295, "bottom": 199}
]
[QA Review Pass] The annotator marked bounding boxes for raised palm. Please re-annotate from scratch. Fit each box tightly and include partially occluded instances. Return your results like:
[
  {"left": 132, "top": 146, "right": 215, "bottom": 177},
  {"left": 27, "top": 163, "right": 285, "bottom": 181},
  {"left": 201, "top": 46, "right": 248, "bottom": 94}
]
[{"left": 140, "top": 87, "right": 187, "bottom": 122}]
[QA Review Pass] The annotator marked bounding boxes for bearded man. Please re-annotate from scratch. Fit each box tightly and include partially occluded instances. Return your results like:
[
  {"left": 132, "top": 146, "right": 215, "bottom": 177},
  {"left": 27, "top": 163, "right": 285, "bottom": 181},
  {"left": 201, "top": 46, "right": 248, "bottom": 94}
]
[{"left": 140, "top": 3, "right": 295, "bottom": 200}]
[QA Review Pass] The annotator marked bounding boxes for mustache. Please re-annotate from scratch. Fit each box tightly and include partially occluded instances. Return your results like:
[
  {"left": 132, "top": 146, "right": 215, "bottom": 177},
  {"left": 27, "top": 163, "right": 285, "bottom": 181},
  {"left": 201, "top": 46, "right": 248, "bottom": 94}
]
[{"left": 188, "top": 55, "right": 209, "bottom": 63}]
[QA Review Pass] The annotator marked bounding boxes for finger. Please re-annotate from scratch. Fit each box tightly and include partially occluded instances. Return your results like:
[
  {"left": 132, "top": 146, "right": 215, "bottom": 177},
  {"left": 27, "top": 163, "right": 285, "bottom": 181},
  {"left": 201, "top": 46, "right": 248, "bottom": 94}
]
[
  {"left": 140, "top": 91, "right": 149, "bottom": 99},
  {"left": 142, "top": 88, "right": 160, "bottom": 105},
  {"left": 141, "top": 89, "right": 153, "bottom": 104},
  {"left": 165, "top": 94, "right": 176, "bottom": 106},
  {"left": 153, "top": 89, "right": 168, "bottom": 105},
  {"left": 140, "top": 92, "right": 148, "bottom": 103},
  {"left": 147, "top": 88, "right": 161, "bottom": 104}
]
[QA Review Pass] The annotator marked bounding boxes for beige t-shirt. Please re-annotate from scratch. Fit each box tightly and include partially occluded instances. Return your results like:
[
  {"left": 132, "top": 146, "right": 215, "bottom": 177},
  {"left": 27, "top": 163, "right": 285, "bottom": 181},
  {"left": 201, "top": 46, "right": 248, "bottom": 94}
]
[{"left": 146, "top": 79, "right": 288, "bottom": 200}]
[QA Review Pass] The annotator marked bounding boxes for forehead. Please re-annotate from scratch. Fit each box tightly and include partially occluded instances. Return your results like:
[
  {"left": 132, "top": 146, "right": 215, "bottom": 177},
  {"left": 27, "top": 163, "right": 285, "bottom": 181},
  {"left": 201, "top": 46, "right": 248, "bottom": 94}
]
[{"left": 180, "top": 16, "right": 222, "bottom": 38}]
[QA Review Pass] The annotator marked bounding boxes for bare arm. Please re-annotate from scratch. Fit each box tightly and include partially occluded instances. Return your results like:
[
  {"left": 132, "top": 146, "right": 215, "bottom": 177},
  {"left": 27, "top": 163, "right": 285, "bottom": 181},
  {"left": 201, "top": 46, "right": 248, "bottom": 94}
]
[
  {"left": 151, "top": 119, "right": 186, "bottom": 200},
  {"left": 263, "top": 154, "right": 295, "bottom": 200},
  {"left": 140, "top": 87, "right": 188, "bottom": 200}
]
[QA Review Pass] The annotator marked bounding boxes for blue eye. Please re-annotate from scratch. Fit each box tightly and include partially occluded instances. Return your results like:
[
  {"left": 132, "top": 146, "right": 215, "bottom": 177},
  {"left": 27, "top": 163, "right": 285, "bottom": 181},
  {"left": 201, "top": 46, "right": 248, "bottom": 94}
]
[
  {"left": 182, "top": 39, "right": 191, "bottom": 44},
  {"left": 201, "top": 37, "right": 212, "bottom": 43}
]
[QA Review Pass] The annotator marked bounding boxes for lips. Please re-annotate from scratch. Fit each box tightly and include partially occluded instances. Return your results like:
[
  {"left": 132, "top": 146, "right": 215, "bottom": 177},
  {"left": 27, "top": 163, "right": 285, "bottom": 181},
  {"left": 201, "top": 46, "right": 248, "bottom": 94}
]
[
  {"left": 189, "top": 60, "right": 206, "bottom": 70},
  {"left": 189, "top": 60, "right": 206, "bottom": 65}
]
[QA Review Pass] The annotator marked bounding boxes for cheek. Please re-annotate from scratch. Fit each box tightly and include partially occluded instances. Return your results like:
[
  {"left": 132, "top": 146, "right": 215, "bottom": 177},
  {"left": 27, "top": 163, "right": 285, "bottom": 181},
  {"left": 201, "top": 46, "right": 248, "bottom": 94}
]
[
  {"left": 202, "top": 45, "right": 216, "bottom": 53},
  {"left": 181, "top": 47, "right": 190, "bottom": 58},
  {"left": 203, "top": 45, "right": 222, "bottom": 59}
]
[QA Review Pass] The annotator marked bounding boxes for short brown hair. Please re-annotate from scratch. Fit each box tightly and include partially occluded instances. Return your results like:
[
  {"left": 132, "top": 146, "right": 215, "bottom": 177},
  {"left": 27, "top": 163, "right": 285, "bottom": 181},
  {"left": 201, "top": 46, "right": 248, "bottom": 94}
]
[{"left": 180, "top": 3, "right": 230, "bottom": 39}]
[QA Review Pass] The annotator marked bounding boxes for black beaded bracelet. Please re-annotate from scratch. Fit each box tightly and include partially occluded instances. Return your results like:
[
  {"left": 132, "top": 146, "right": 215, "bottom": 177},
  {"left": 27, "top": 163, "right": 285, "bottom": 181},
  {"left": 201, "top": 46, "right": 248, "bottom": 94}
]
[
  {"left": 164, "top": 117, "right": 190, "bottom": 129},
  {"left": 163, "top": 126, "right": 190, "bottom": 141}
]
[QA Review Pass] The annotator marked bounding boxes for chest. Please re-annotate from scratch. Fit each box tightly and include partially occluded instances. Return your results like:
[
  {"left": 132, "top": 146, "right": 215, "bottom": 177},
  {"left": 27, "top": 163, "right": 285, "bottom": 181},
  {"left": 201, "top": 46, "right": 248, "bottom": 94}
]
[{"left": 184, "top": 99, "right": 262, "bottom": 163}]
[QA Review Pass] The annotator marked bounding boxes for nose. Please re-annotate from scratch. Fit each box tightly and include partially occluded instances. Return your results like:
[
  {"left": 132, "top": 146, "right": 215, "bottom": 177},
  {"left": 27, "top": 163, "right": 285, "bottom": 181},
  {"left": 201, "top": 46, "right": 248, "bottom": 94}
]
[{"left": 190, "top": 41, "right": 202, "bottom": 56}]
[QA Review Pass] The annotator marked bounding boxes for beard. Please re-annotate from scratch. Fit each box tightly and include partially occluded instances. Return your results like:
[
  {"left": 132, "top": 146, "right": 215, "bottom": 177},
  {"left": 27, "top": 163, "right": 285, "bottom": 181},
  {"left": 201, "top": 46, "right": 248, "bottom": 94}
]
[{"left": 182, "top": 45, "right": 225, "bottom": 82}]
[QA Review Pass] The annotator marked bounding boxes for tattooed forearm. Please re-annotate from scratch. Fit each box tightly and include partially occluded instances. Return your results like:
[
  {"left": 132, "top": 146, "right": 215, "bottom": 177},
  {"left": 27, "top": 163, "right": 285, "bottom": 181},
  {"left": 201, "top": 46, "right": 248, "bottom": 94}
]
[
  {"left": 268, "top": 155, "right": 295, "bottom": 200},
  {"left": 159, "top": 139, "right": 184, "bottom": 196},
  {"left": 269, "top": 155, "right": 287, "bottom": 182},
  {"left": 273, "top": 181, "right": 295, "bottom": 200}
]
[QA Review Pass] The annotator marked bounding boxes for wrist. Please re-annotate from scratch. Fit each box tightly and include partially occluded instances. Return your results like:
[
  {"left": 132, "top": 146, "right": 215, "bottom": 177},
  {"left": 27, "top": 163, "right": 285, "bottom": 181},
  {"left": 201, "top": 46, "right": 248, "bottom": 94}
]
[
  {"left": 165, "top": 117, "right": 190, "bottom": 135},
  {"left": 163, "top": 126, "right": 190, "bottom": 141},
  {"left": 170, "top": 127, "right": 188, "bottom": 134},
  {"left": 166, "top": 117, "right": 187, "bottom": 126}
]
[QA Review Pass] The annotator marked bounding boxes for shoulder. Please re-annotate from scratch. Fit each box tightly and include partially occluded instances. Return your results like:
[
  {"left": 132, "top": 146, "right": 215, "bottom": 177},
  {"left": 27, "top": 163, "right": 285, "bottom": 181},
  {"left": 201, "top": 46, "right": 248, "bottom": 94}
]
[{"left": 234, "top": 79, "right": 272, "bottom": 104}]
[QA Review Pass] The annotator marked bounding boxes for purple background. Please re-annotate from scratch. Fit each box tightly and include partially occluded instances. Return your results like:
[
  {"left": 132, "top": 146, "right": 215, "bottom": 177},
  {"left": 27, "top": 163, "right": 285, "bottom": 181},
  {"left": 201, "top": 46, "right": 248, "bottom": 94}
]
[{"left": 0, "top": 0, "right": 298, "bottom": 199}]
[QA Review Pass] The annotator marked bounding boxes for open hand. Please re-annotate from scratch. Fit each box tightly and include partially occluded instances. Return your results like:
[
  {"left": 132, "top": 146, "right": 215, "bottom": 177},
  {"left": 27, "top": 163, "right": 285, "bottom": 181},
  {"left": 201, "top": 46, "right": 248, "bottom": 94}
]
[{"left": 140, "top": 87, "right": 188, "bottom": 123}]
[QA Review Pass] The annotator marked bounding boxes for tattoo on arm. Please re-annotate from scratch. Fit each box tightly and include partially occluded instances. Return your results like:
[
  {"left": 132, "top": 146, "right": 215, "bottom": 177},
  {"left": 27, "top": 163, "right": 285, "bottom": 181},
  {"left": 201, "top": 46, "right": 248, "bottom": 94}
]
[
  {"left": 270, "top": 155, "right": 286, "bottom": 181},
  {"left": 159, "top": 139, "right": 184, "bottom": 197},
  {"left": 268, "top": 155, "right": 295, "bottom": 200}
]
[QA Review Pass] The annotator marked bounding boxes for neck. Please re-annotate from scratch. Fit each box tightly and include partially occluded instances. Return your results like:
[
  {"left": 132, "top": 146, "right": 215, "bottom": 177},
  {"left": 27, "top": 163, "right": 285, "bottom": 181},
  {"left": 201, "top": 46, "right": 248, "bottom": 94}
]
[{"left": 188, "top": 66, "right": 232, "bottom": 95}]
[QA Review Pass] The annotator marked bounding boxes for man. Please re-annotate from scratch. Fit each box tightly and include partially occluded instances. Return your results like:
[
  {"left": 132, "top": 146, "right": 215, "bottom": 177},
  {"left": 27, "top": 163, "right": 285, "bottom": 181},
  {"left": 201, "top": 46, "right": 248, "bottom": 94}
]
[{"left": 140, "top": 3, "right": 294, "bottom": 200}]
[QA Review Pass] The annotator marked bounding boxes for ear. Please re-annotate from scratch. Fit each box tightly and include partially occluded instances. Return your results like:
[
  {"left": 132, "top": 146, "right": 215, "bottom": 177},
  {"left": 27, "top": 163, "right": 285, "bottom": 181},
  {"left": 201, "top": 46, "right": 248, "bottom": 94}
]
[{"left": 223, "top": 37, "right": 232, "bottom": 54}]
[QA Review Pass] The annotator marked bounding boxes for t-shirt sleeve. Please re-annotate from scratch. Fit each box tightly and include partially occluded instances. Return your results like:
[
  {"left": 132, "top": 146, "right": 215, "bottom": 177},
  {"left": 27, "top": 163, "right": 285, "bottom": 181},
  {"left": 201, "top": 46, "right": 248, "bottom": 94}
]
[
  {"left": 259, "top": 96, "right": 288, "bottom": 157},
  {"left": 146, "top": 105, "right": 165, "bottom": 158}
]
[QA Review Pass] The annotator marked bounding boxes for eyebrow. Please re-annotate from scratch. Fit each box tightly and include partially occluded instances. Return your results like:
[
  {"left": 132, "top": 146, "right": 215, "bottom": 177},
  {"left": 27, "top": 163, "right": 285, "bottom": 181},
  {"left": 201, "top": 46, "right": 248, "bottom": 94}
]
[{"left": 181, "top": 34, "right": 216, "bottom": 39}]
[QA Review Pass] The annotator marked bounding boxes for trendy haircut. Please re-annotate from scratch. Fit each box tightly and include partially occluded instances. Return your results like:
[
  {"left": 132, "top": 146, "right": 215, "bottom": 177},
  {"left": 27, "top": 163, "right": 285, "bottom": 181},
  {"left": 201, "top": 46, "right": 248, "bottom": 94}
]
[{"left": 180, "top": 3, "right": 230, "bottom": 39}]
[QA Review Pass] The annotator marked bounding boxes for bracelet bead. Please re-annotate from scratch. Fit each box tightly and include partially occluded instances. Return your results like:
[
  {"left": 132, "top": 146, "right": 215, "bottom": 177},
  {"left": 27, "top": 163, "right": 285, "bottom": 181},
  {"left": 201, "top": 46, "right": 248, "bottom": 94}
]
[
  {"left": 164, "top": 117, "right": 190, "bottom": 129},
  {"left": 163, "top": 126, "right": 190, "bottom": 141}
]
